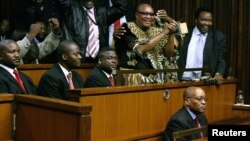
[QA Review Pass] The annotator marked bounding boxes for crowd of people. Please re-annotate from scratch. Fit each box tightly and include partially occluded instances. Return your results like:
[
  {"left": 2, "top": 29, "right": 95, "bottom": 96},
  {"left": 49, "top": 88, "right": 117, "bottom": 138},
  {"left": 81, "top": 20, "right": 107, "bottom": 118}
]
[{"left": 0, "top": 1, "right": 227, "bottom": 140}]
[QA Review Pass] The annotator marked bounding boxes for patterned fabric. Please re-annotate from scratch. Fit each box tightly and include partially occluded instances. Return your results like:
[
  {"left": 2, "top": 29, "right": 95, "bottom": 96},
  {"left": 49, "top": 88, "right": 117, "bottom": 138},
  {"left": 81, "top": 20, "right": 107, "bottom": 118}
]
[{"left": 121, "top": 22, "right": 179, "bottom": 85}]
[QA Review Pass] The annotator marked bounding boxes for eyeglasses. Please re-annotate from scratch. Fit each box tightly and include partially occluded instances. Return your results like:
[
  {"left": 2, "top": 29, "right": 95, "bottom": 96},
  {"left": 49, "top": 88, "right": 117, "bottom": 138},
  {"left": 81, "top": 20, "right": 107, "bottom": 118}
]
[
  {"left": 137, "top": 11, "right": 155, "bottom": 17},
  {"left": 188, "top": 97, "right": 208, "bottom": 102}
]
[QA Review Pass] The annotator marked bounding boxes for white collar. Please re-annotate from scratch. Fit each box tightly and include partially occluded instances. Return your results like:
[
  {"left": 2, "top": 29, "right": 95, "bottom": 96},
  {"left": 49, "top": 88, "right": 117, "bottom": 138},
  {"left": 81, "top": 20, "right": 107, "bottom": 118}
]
[
  {"left": 0, "top": 64, "right": 16, "bottom": 78},
  {"left": 58, "top": 63, "right": 71, "bottom": 80}
]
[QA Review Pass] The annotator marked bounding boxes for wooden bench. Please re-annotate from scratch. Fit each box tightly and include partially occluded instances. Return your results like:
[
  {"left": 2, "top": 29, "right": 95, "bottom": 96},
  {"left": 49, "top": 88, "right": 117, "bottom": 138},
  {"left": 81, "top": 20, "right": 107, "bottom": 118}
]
[{"left": 18, "top": 64, "right": 95, "bottom": 86}]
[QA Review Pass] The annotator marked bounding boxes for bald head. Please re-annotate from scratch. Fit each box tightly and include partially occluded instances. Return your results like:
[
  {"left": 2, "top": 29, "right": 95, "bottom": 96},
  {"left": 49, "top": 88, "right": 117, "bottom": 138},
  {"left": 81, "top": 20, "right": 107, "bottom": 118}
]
[
  {"left": 0, "top": 39, "right": 20, "bottom": 68},
  {"left": 183, "top": 86, "right": 207, "bottom": 114},
  {"left": 57, "top": 40, "right": 82, "bottom": 70},
  {"left": 183, "top": 87, "right": 206, "bottom": 99}
]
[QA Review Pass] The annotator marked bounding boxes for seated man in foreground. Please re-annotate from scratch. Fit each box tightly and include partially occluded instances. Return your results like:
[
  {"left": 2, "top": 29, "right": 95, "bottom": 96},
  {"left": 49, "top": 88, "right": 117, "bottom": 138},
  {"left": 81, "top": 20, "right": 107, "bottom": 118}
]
[
  {"left": 164, "top": 86, "right": 208, "bottom": 141},
  {"left": 0, "top": 39, "right": 37, "bottom": 94},
  {"left": 38, "top": 40, "right": 84, "bottom": 100}
]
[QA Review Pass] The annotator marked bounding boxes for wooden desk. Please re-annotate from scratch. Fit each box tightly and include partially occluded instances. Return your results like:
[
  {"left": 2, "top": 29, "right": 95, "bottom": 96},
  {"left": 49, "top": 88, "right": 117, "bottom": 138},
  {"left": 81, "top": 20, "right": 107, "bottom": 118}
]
[
  {"left": 18, "top": 64, "right": 94, "bottom": 85},
  {"left": 0, "top": 94, "right": 92, "bottom": 141},
  {"left": 0, "top": 94, "right": 14, "bottom": 141},
  {"left": 69, "top": 79, "right": 237, "bottom": 141},
  {"left": 15, "top": 95, "right": 92, "bottom": 141}
]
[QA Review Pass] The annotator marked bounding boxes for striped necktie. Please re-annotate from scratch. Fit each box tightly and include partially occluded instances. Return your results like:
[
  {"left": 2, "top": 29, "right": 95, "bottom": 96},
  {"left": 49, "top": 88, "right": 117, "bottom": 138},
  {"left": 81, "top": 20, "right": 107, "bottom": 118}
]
[{"left": 86, "top": 9, "right": 99, "bottom": 58}]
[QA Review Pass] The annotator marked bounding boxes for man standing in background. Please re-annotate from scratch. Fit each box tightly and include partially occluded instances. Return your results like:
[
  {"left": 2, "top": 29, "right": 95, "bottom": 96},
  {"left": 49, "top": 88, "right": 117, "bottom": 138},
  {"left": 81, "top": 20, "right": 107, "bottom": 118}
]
[
  {"left": 55, "top": 0, "right": 127, "bottom": 63},
  {"left": 178, "top": 7, "right": 227, "bottom": 81}
]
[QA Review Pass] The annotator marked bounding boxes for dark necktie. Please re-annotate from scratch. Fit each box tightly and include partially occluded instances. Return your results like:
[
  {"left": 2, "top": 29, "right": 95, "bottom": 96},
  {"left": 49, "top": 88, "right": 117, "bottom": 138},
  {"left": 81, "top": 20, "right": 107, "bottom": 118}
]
[
  {"left": 13, "top": 69, "right": 27, "bottom": 93},
  {"left": 194, "top": 117, "right": 204, "bottom": 138},
  {"left": 108, "top": 76, "right": 115, "bottom": 86},
  {"left": 67, "top": 72, "right": 75, "bottom": 89}
]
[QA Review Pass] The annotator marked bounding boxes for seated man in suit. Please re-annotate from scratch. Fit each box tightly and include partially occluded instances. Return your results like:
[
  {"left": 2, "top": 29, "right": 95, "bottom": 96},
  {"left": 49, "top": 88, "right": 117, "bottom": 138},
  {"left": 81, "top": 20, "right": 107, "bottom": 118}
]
[
  {"left": 84, "top": 47, "right": 118, "bottom": 87},
  {"left": 164, "top": 86, "right": 208, "bottom": 141},
  {"left": 0, "top": 39, "right": 37, "bottom": 94},
  {"left": 38, "top": 40, "right": 84, "bottom": 100}
]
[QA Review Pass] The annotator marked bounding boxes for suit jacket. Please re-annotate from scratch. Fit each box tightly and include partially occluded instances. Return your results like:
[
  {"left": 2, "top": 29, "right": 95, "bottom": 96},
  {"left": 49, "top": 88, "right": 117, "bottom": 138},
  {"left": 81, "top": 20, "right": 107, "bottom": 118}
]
[
  {"left": 95, "top": 0, "right": 135, "bottom": 22},
  {"left": 164, "top": 107, "right": 208, "bottom": 141},
  {"left": 84, "top": 66, "right": 112, "bottom": 88},
  {"left": 178, "top": 27, "right": 227, "bottom": 77},
  {"left": 55, "top": 0, "right": 127, "bottom": 61},
  {"left": 0, "top": 67, "right": 37, "bottom": 94},
  {"left": 37, "top": 64, "right": 84, "bottom": 100}
]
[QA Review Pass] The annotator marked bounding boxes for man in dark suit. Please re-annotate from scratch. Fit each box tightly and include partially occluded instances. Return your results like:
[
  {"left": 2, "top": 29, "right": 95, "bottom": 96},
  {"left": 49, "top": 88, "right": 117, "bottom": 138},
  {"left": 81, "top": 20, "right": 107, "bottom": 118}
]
[
  {"left": 55, "top": 0, "right": 127, "bottom": 63},
  {"left": 84, "top": 47, "right": 118, "bottom": 87},
  {"left": 38, "top": 40, "right": 84, "bottom": 100},
  {"left": 164, "top": 86, "right": 208, "bottom": 141},
  {"left": 0, "top": 39, "right": 36, "bottom": 94},
  {"left": 178, "top": 7, "right": 227, "bottom": 81}
]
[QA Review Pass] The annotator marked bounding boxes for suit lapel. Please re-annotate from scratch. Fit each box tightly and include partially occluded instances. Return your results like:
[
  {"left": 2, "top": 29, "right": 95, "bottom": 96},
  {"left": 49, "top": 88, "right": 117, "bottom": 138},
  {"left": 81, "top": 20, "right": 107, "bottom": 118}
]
[
  {"left": 0, "top": 67, "right": 26, "bottom": 94},
  {"left": 55, "top": 64, "right": 69, "bottom": 89},
  {"left": 97, "top": 67, "right": 112, "bottom": 86},
  {"left": 0, "top": 68, "right": 18, "bottom": 84},
  {"left": 203, "top": 31, "right": 215, "bottom": 67}
]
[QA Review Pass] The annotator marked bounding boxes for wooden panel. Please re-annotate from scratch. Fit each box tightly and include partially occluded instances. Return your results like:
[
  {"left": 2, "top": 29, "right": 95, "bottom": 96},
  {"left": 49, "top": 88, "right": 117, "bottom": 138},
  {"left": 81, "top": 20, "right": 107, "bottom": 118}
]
[
  {"left": 70, "top": 79, "right": 237, "bottom": 140},
  {"left": 15, "top": 95, "right": 92, "bottom": 141},
  {"left": 0, "top": 94, "right": 14, "bottom": 141},
  {"left": 18, "top": 64, "right": 94, "bottom": 86},
  {"left": 232, "top": 105, "right": 250, "bottom": 118}
]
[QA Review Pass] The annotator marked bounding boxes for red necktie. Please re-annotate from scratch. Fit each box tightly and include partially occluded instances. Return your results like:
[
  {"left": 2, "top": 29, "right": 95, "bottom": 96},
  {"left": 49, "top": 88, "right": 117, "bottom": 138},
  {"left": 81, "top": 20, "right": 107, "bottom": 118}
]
[
  {"left": 67, "top": 72, "right": 75, "bottom": 89},
  {"left": 108, "top": 76, "right": 115, "bottom": 86},
  {"left": 114, "top": 19, "right": 120, "bottom": 30},
  {"left": 13, "top": 69, "right": 27, "bottom": 93},
  {"left": 194, "top": 117, "right": 204, "bottom": 138}
]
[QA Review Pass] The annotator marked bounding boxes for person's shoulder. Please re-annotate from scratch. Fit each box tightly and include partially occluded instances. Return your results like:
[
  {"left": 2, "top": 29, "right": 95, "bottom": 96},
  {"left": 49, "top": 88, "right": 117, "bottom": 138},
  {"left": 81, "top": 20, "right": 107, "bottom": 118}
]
[
  {"left": 199, "top": 113, "right": 208, "bottom": 120},
  {"left": 95, "top": 6, "right": 107, "bottom": 13},
  {"left": 41, "top": 64, "right": 61, "bottom": 77},
  {"left": 210, "top": 28, "right": 226, "bottom": 38},
  {"left": 72, "top": 70, "right": 84, "bottom": 78},
  {"left": 88, "top": 66, "right": 102, "bottom": 76}
]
